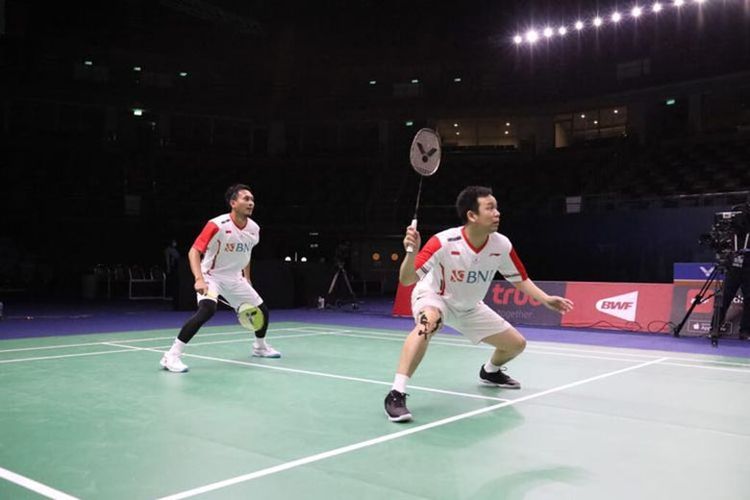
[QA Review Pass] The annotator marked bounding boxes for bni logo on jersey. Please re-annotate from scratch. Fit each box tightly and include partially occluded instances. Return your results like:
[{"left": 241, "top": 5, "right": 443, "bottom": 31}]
[
  {"left": 224, "top": 243, "right": 252, "bottom": 253},
  {"left": 595, "top": 291, "right": 638, "bottom": 321},
  {"left": 449, "top": 269, "right": 493, "bottom": 283}
]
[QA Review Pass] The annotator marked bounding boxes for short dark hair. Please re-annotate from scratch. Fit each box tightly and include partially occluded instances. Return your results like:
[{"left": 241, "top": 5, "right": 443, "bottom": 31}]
[
  {"left": 456, "top": 186, "right": 493, "bottom": 224},
  {"left": 225, "top": 184, "right": 252, "bottom": 206}
]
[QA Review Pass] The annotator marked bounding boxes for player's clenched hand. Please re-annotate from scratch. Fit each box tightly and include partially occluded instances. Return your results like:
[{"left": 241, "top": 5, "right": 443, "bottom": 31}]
[
  {"left": 544, "top": 296, "right": 574, "bottom": 314},
  {"left": 194, "top": 277, "right": 208, "bottom": 295},
  {"left": 403, "top": 226, "right": 421, "bottom": 253}
]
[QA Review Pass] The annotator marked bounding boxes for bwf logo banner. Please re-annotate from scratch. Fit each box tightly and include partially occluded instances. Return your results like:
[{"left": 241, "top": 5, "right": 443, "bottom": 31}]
[{"left": 595, "top": 291, "right": 638, "bottom": 322}]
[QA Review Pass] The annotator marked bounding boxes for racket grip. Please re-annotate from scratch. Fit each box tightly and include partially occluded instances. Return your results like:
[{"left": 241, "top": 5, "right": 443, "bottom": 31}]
[{"left": 406, "top": 218, "right": 418, "bottom": 253}]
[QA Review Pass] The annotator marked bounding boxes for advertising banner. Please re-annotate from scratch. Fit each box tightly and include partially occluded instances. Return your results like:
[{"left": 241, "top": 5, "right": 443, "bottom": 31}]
[{"left": 560, "top": 282, "right": 673, "bottom": 332}]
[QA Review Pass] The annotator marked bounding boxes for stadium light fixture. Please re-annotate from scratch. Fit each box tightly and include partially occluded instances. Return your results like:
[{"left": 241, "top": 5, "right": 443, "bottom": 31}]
[
  {"left": 611, "top": 12, "right": 622, "bottom": 23},
  {"left": 632, "top": 6, "right": 643, "bottom": 18},
  {"left": 674, "top": 0, "right": 685, "bottom": 7},
  {"left": 575, "top": 20, "right": 585, "bottom": 30},
  {"left": 543, "top": 27, "right": 554, "bottom": 38},
  {"left": 558, "top": 26, "right": 568, "bottom": 36},
  {"left": 526, "top": 29, "right": 539, "bottom": 43},
  {"left": 513, "top": 34, "right": 523, "bottom": 44},
  {"left": 652, "top": 2, "right": 663, "bottom": 12},
  {"left": 593, "top": 17, "right": 603, "bottom": 27}
]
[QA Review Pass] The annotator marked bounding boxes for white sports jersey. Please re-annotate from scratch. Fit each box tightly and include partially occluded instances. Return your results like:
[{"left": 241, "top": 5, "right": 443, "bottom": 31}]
[
  {"left": 414, "top": 226, "right": 528, "bottom": 311},
  {"left": 193, "top": 214, "right": 260, "bottom": 279}
]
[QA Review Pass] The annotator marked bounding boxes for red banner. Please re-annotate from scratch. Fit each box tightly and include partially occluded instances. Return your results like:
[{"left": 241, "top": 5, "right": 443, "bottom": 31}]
[
  {"left": 561, "top": 282, "right": 673, "bottom": 332},
  {"left": 392, "top": 283, "right": 415, "bottom": 317}
]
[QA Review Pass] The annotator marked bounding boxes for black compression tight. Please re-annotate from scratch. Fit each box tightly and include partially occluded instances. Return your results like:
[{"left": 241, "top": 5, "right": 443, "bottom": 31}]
[
  {"left": 254, "top": 302, "right": 270, "bottom": 338},
  {"left": 177, "top": 299, "right": 217, "bottom": 344}
]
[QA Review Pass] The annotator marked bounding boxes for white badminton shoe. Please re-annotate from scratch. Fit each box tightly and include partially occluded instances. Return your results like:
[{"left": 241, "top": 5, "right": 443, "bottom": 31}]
[
  {"left": 252, "top": 343, "right": 281, "bottom": 358},
  {"left": 160, "top": 353, "right": 189, "bottom": 373}
]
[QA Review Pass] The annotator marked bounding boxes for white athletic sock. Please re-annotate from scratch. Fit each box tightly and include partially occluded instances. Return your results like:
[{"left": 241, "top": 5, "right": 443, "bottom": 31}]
[
  {"left": 254, "top": 337, "right": 267, "bottom": 348},
  {"left": 392, "top": 373, "right": 410, "bottom": 393},
  {"left": 484, "top": 361, "right": 503, "bottom": 373},
  {"left": 169, "top": 339, "right": 186, "bottom": 356}
]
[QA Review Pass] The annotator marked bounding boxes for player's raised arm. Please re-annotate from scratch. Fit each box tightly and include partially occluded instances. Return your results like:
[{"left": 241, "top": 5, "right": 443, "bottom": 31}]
[{"left": 399, "top": 226, "right": 421, "bottom": 285}]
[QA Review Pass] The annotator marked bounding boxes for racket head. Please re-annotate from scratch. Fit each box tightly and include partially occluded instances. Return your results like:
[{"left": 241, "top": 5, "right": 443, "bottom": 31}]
[
  {"left": 409, "top": 128, "right": 442, "bottom": 177},
  {"left": 237, "top": 303, "right": 265, "bottom": 332}
]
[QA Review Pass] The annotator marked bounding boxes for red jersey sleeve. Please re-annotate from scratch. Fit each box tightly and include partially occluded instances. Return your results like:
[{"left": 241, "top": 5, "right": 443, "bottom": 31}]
[
  {"left": 414, "top": 236, "right": 442, "bottom": 279},
  {"left": 192, "top": 222, "right": 219, "bottom": 253},
  {"left": 498, "top": 246, "right": 529, "bottom": 282}
]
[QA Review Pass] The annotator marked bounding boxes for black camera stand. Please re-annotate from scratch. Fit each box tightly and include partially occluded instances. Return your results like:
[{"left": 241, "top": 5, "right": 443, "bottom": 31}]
[
  {"left": 673, "top": 262, "right": 726, "bottom": 347},
  {"left": 326, "top": 261, "right": 359, "bottom": 310}
]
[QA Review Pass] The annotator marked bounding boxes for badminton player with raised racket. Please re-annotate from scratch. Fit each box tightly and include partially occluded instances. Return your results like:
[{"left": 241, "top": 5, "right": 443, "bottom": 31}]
[
  {"left": 385, "top": 186, "right": 574, "bottom": 422},
  {"left": 160, "top": 184, "right": 280, "bottom": 373}
]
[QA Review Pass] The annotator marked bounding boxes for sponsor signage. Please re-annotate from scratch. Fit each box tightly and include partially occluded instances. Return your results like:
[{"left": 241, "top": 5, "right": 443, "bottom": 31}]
[
  {"left": 561, "top": 282, "right": 673, "bottom": 332},
  {"left": 484, "top": 281, "right": 567, "bottom": 326},
  {"left": 673, "top": 262, "right": 723, "bottom": 283}
]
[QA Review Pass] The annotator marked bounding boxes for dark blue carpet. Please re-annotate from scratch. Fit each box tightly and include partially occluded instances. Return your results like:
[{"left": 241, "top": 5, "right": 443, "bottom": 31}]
[{"left": 1, "top": 299, "right": 748, "bottom": 358}]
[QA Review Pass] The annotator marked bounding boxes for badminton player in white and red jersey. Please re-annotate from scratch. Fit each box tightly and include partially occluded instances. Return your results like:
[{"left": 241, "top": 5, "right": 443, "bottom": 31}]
[
  {"left": 385, "top": 186, "right": 573, "bottom": 421},
  {"left": 160, "top": 184, "right": 280, "bottom": 373}
]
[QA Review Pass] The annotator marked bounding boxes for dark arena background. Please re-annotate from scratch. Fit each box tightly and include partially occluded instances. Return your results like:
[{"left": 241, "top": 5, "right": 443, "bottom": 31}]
[{"left": 1, "top": 1, "right": 750, "bottom": 499}]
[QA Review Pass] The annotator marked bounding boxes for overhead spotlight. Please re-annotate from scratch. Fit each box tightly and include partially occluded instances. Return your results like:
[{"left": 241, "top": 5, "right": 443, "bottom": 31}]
[
  {"left": 580, "top": 114, "right": 586, "bottom": 119},
  {"left": 652, "top": 2, "right": 663, "bottom": 12},
  {"left": 543, "top": 27, "right": 554, "bottom": 38},
  {"left": 284, "top": 256, "right": 292, "bottom": 262},
  {"left": 593, "top": 17, "right": 603, "bottom": 27},
  {"left": 594, "top": 120, "right": 599, "bottom": 125},
  {"left": 611, "top": 12, "right": 622, "bottom": 23},
  {"left": 300, "top": 257, "right": 308, "bottom": 262},
  {"left": 525, "top": 29, "right": 539, "bottom": 43},
  {"left": 631, "top": 6, "right": 643, "bottom": 17},
  {"left": 513, "top": 34, "right": 523, "bottom": 44},
  {"left": 369, "top": 80, "right": 377, "bottom": 85},
  {"left": 614, "top": 109, "right": 620, "bottom": 114},
  {"left": 504, "top": 131, "right": 510, "bottom": 135},
  {"left": 575, "top": 20, "right": 585, "bottom": 31},
  {"left": 674, "top": 0, "right": 684, "bottom": 6},
  {"left": 694, "top": 0, "right": 706, "bottom": 4},
  {"left": 456, "top": 132, "right": 460, "bottom": 136},
  {"left": 453, "top": 77, "right": 462, "bottom": 82},
  {"left": 454, "top": 123, "right": 459, "bottom": 127},
  {"left": 558, "top": 26, "right": 568, "bottom": 36},
  {"left": 506, "top": 122, "right": 511, "bottom": 126}
]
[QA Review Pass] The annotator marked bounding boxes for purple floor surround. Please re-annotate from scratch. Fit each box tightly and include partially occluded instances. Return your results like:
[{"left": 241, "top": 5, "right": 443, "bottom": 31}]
[{"left": 1, "top": 299, "right": 749, "bottom": 358}]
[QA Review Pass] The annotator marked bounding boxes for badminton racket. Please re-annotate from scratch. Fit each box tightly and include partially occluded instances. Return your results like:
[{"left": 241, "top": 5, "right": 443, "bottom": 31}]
[
  {"left": 406, "top": 128, "right": 442, "bottom": 252},
  {"left": 205, "top": 291, "right": 264, "bottom": 332}
]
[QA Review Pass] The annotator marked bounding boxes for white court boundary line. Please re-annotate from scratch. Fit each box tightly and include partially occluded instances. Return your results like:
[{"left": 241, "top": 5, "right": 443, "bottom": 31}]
[
  {"left": 0, "top": 327, "right": 306, "bottom": 354},
  {"left": 0, "top": 466, "right": 79, "bottom": 500},
  {"left": 104, "top": 343, "right": 511, "bottom": 403},
  {"left": 3, "top": 324, "right": 748, "bottom": 374},
  {"left": 157, "top": 357, "right": 668, "bottom": 500},
  {"left": 0, "top": 331, "right": 326, "bottom": 365},
  {"left": 299, "top": 325, "right": 750, "bottom": 370}
]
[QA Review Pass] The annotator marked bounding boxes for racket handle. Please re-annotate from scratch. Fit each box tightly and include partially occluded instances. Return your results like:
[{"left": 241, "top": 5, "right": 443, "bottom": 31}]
[{"left": 406, "top": 218, "right": 418, "bottom": 253}]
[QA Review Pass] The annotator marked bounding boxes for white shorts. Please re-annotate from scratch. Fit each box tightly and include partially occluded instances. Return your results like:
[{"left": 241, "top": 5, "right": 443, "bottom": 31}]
[
  {"left": 198, "top": 274, "right": 263, "bottom": 309},
  {"left": 411, "top": 290, "right": 511, "bottom": 344}
]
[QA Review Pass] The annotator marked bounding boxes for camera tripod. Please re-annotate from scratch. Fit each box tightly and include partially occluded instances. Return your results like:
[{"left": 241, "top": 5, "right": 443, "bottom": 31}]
[
  {"left": 673, "top": 262, "right": 726, "bottom": 347},
  {"left": 326, "top": 260, "right": 359, "bottom": 310}
]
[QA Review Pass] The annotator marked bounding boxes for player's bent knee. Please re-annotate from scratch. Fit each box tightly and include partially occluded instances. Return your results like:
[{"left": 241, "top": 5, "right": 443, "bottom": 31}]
[
  {"left": 417, "top": 309, "right": 443, "bottom": 336},
  {"left": 197, "top": 299, "right": 217, "bottom": 321},
  {"left": 516, "top": 336, "right": 527, "bottom": 353}
]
